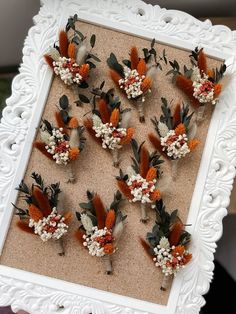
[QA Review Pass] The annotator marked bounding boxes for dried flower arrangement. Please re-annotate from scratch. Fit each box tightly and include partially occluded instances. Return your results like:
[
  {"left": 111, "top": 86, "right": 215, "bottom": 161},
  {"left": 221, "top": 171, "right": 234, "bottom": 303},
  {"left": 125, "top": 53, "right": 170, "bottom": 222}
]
[
  {"left": 148, "top": 97, "right": 200, "bottom": 179},
  {"left": 116, "top": 139, "right": 163, "bottom": 223},
  {"left": 13, "top": 173, "right": 72, "bottom": 255},
  {"left": 44, "top": 14, "right": 100, "bottom": 89},
  {"left": 107, "top": 39, "right": 167, "bottom": 122},
  {"left": 80, "top": 82, "right": 134, "bottom": 167},
  {"left": 167, "top": 47, "right": 226, "bottom": 121},
  {"left": 140, "top": 199, "right": 192, "bottom": 291},
  {"left": 34, "top": 95, "right": 86, "bottom": 183},
  {"left": 75, "top": 190, "right": 126, "bottom": 274}
]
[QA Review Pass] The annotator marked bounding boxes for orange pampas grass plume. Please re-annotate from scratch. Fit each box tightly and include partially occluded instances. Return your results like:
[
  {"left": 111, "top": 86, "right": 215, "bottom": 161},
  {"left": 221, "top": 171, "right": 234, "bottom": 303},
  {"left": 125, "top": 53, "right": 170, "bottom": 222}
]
[
  {"left": 68, "top": 42, "right": 76, "bottom": 59},
  {"left": 172, "top": 245, "right": 185, "bottom": 257},
  {"left": 173, "top": 103, "right": 181, "bottom": 128},
  {"left": 150, "top": 189, "right": 161, "bottom": 201},
  {"left": 69, "top": 147, "right": 80, "bottom": 160},
  {"left": 92, "top": 194, "right": 107, "bottom": 229},
  {"left": 141, "top": 77, "right": 152, "bottom": 93},
  {"left": 146, "top": 167, "right": 157, "bottom": 182},
  {"left": 28, "top": 204, "right": 43, "bottom": 222},
  {"left": 120, "top": 128, "right": 134, "bottom": 145},
  {"left": 176, "top": 75, "right": 198, "bottom": 107},
  {"left": 110, "top": 69, "right": 122, "bottom": 85},
  {"left": 175, "top": 123, "right": 186, "bottom": 135},
  {"left": 84, "top": 118, "right": 101, "bottom": 144},
  {"left": 32, "top": 186, "right": 52, "bottom": 217},
  {"left": 130, "top": 46, "right": 139, "bottom": 70},
  {"left": 110, "top": 108, "right": 120, "bottom": 127},
  {"left": 140, "top": 146, "right": 149, "bottom": 178},
  {"left": 207, "top": 69, "right": 215, "bottom": 79},
  {"left": 148, "top": 133, "right": 165, "bottom": 157},
  {"left": 59, "top": 31, "right": 68, "bottom": 57},
  {"left": 183, "top": 253, "right": 192, "bottom": 265},
  {"left": 104, "top": 243, "right": 114, "bottom": 254},
  {"left": 79, "top": 64, "right": 90, "bottom": 80},
  {"left": 137, "top": 59, "right": 147, "bottom": 76},
  {"left": 197, "top": 49, "right": 207, "bottom": 75},
  {"left": 169, "top": 221, "right": 183, "bottom": 246},
  {"left": 68, "top": 117, "right": 79, "bottom": 129},
  {"left": 214, "top": 84, "right": 222, "bottom": 97},
  {"left": 17, "top": 220, "right": 35, "bottom": 234},
  {"left": 140, "top": 238, "right": 153, "bottom": 261},
  {"left": 64, "top": 211, "right": 73, "bottom": 225},
  {"left": 188, "top": 139, "right": 200, "bottom": 151},
  {"left": 34, "top": 141, "right": 54, "bottom": 160},
  {"left": 44, "top": 55, "right": 54, "bottom": 68},
  {"left": 55, "top": 112, "right": 67, "bottom": 134},
  {"left": 75, "top": 229, "right": 86, "bottom": 246},
  {"left": 117, "top": 180, "right": 132, "bottom": 200},
  {"left": 105, "top": 209, "right": 116, "bottom": 229},
  {"left": 98, "top": 99, "right": 110, "bottom": 123}
]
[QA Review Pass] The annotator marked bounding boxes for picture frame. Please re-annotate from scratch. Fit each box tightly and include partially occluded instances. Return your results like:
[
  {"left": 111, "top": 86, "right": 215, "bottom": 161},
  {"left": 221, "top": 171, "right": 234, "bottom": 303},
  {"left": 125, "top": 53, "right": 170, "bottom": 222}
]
[{"left": 0, "top": 0, "right": 236, "bottom": 313}]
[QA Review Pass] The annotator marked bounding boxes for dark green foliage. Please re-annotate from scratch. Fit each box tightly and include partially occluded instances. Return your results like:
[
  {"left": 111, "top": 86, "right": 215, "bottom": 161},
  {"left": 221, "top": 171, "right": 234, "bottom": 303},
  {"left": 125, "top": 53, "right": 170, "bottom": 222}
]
[
  {"left": 59, "top": 95, "right": 69, "bottom": 110},
  {"left": 107, "top": 53, "right": 124, "bottom": 77},
  {"left": 160, "top": 97, "right": 173, "bottom": 130},
  {"left": 142, "top": 39, "right": 167, "bottom": 70}
]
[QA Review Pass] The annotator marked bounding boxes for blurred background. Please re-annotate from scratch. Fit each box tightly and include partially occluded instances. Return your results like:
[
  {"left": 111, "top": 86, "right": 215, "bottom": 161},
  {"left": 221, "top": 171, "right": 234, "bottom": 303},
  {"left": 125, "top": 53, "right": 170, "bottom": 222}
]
[{"left": 0, "top": 1, "right": 235, "bottom": 313}]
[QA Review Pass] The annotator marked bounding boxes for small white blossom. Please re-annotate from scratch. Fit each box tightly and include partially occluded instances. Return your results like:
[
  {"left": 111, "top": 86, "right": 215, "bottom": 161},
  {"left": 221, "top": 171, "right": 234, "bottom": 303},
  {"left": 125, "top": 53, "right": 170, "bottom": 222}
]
[
  {"left": 161, "top": 130, "right": 190, "bottom": 159},
  {"left": 53, "top": 57, "right": 83, "bottom": 86}
]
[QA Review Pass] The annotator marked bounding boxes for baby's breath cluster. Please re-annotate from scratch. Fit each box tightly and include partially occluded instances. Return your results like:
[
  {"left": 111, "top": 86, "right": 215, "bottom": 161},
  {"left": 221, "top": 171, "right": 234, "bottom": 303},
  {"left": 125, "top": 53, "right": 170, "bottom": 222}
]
[
  {"left": 127, "top": 174, "right": 156, "bottom": 203},
  {"left": 29, "top": 208, "right": 68, "bottom": 242},
  {"left": 161, "top": 130, "right": 190, "bottom": 159},
  {"left": 53, "top": 57, "right": 83, "bottom": 85}
]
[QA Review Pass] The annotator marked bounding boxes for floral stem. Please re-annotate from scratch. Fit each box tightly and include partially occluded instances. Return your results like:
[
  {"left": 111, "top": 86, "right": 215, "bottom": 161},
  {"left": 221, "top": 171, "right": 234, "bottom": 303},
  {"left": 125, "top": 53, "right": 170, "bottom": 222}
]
[
  {"left": 102, "top": 254, "right": 113, "bottom": 274},
  {"left": 171, "top": 159, "right": 179, "bottom": 181},
  {"left": 160, "top": 274, "right": 172, "bottom": 291},
  {"left": 58, "top": 237, "right": 65, "bottom": 256},
  {"left": 140, "top": 203, "right": 149, "bottom": 223},
  {"left": 111, "top": 149, "right": 119, "bottom": 167},
  {"left": 66, "top": 163, "right": 75, "bottom": 183},
  {"left": 196, "top": 105, "right": 206, "bottom": 123},
  {"left": 137, "top": 101, "right": 145, "bottom": 123}
]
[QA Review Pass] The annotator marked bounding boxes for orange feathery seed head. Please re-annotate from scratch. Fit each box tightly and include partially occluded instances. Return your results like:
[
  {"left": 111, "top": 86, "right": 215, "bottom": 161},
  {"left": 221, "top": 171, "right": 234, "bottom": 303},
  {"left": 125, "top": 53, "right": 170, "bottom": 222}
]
[
  {"left": 140, "top": 237, "right": 153, "bottom": 261},
  {"left": 176, "top": 75, "right": 199, "bottom": 107},
  {"left": 183, "top": 253, "right": 192, "bottom": 265},
  {"left": 92, "top": 194, "right": 107, "bottom": 229},
  {"left": 141, "top": 76, "right": 152, "bottom": 94},
  {"left": 110, "top": 108, "right": 120, "bottom": 127},
  {"left": 69, "top": 147, "right": 80, "bottom": 160},
  {"left": 137, "top": 59, "right": 147, "bottom": 76},
  {"left": 109, "top": 69, "right": 122, "bottom": 85},
  {"left": 119, "top": 127, "right": 134, "bottom": 145},
  {"left": 173, "top": 103, "right": 181, "bottom": 128},
  {"left": 98, "top": 98, "right": 110, "bottom": 123},
  {"left": 214, "top": 83, "right": 222, "bottom": 97},
  {"left": 105, "top": 209, "right": 116, "bottom": 230},
  {"left": 55, "top": 112, "right": 67, "bottom": 134},
  {"left": 169, "top": 221, "right": 183, "bottom": 246},
  {"left": 67, "top": 42, "right": 76, "bottom": 59},
  {"left": 117, "top": 180, "right": 133, "bottom": 200},
  {"left": 197, "top": 49, "right": 207, "bottom": 75},
  {"left": 33, "top": 141, "right": 54, "bottom": 160},
  {"left": 75, "top": 229, "right": 86, "bottom": 246},
  {"left": 63, "top": 211, "right": 73, "bottom": 225},
  {"left": 130, "top": 46, "right": 139, "bottom": 70},
  {"left": 148, "top": 133, "right": 166, "bottom": 157},
  {"left": 207, "top": 69, "right": 215, "bottom": 79},
  {"left": 59, "top": 30, "right": 68, "bottom": 57},
  {"left": 104, "top": 243, "right": 114, "bottom": 255},
  {"left": 17, "top": 220, "right": 34, "bottom": 234},
  {"left": 32, "top": 185, "right": 52, "bottom": 217},
  {"left": 150, "top": 189, "right": 161, "bottom": 201},
  {"left": 79, "top": 64, "right": 90, "bottom": 80},
  {"left": 188, "top": 139, "right": 200, "bottom": 151},
  {"left": 175, "top": 123, "right": 186, "bottom": 136},
  {"left": 44, "top": 55, "right": 54, "bottom": 68},
  {"left": 140, "top": 145, "right": 150, "bottom": 178},
  {"left": 28, "top": 204, "right": 43, "bottom": 222},
  {"left": 146, "top": 167, "right": 157, "bottom": 182},
  {"left": 172, "top": 245, "right": 185, "bottom": 257},
  {"left": 68, "top": 117, "right": 79, "bottom": 129}
]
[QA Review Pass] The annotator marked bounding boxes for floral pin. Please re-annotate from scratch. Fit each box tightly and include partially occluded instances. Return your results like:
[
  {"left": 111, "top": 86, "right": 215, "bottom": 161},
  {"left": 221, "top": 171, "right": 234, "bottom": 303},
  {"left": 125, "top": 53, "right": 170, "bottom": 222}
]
[
  {"left": 167, "top": 47, "right": 226, "bottom": 121},
  {"left": 116, "top": 139, "right": 163, "bottom": 223},
  {"left": 34, "top": 95, "right": 86, "bottom": 183},
  {"left": 107, "top": 39, "right": 167, "bottom": 122},
  {"left": 13, "top": 173, "right": 72, "bottom": 255},
  {"left": 75, "top": 190, "right": 126, "bottom": 274},
  {"left": 140, "top": 199, "right": 192, "bottom": 291},
  {"left": 44, "top": 14, "right": 100, "bottom": 90},
  {"left": 148, "top": 97, "right": 200, "bottom": 180}
]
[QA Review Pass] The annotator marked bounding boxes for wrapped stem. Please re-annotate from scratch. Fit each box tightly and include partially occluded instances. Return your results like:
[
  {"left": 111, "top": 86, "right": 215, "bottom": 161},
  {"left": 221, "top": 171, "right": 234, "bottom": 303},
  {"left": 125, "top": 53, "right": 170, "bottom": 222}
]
[
  {"left": 111, "top": 148, "right": 119, "bottom": 167},
  {"left": 196, "top": 105, "right": 206, "bottom": 123},
  {"left": 58, "top": 237, "right": 65, "bottom": 256},
  {"left": 102, "top": 254, "right": 113, "bottom": 274},
  {"left": 160, "top": 274, "right": 172, "bottom": 291},
  {"left": 171, "top": 159, "right": 179, "bottom": 181},
  {"left": 66, "top": 163, "right": 75, "bottom": 183},
  {"left": 140, "top": 203, "right": 149, "bottom": 223},
  {"left": 137, "top": 100, "right": 145, "bottom": 123}
]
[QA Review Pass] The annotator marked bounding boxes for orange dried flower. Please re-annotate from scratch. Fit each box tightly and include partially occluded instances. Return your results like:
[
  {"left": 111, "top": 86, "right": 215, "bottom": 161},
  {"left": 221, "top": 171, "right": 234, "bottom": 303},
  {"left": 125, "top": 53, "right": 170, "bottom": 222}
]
[
  {"left": 75, "top": 229, "right": 86, "bottom": 246},
  {"left": 32, "top": 185, "right": 51, "bottom": 217},
  {"left": 130, "top": 46, "right": 139, "bottom": 70},
  {"left": 148, "top": 133, "right": 166, "bottom": 157},
  {"left": 28, "top": 204, "right": 43, "bottom": 222},
  {"left": 79, "top": 64, "right": 89, "bottom": 80},
  {"left": 110, "top": 108, "right": 120, "bottom": 127},
  {"left": 92, "top": 194, "right": 107, "bottom": 229},
  {"left": 59, "top": 31, "right": 68, "bottom": 57},
  {"left": 214, "top": 84, "right": 222, "bottom": 97},
  {"left": 146, "top": 167, "right": 157, "bottom": 182},
  {"left": 188, "top": 139, "right": 200, "bottom": 151},
  {"left": 197, "top": 49, "right": 207, "bottom": 74},
  {"left": 105, "top": 209, "right": 116, "bottom": 229},
  {"left": 207, "top": 69, "right": 215, "bottom": 79},
  {"left": 98, "top": 99, "right": 110, "bottom": 123},
  {"left": 176, "top": 75, "right": 198, "bottom": 107},
  {"left": 119, "top": 127, "right": 134, "bottom": 145},
  {"left": 109, "top": 69, "right": 122, "bottom": 85},
  {"left": 137, "top": 59, "right": 147, "bottom": 76},
  {"left": 68, "top": 42, "right": 76, "bottom": 59},
  {"left": 172, "top": 245, "right": 185, "bottom": 257},
  {"left": 69, "top": 147, "right": 80, "bottom": 160},
  {"left": 140, "top": 146, "right": 149, "bottom": 178},
  {"left": 183, "top": 253, "right": 192, "bottom": 265},
  {"left": 141, "top": 77, "right": 152, "bottom": 93},
  {"left": 68, "top": 117, "right": 79, "bottom": 129},
  {"left": 175, "top": 123, "right": 186, "bottom": 135},
  {"left": 17, "top": 220, "right": 35, "bottom": 234},
  {"left": 34, "top": 141, "right": 54, "bottom": 160},
  {"left": 169, "top": 221, "right": 183, "bottom": 246},
  {"left": 104, "top": 243, "right": 114, "bottom": 254},
  {"left": 173, "top": 103, "right": 181, "bottom": 128},
  {"left": 44, "top": 55, "right": 54, "bottom": 68},
  {"left": 63, "top": 211, "right": 73, "bottom": 225},
  {"left": 150, "top": 189, "right": 161, "bottom": 201},
  {"left": 117, "top": 180, "right": 132, "bottom": 200}
]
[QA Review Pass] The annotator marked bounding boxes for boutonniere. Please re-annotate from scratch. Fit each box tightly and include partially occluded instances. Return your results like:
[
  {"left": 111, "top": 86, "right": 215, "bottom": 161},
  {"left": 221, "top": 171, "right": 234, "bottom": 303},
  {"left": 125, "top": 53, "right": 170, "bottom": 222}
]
[
  {"left": 44, "top": 14, "right": 100, "bottom": 89},
  {"left": 75, "top": 190, "right": 126, "bottom": 274},
  {"left": 81, "top": 83, "right": 134, "bottom": 167},
  {"left": 148, "top": 97, "right": 200, "bottom": 180},
  {"left": 140, "top": 199, "right": 192, "bottom": 291},
  {"left": 167, "top": 47, "right": 226, "bottom": 121},
  {"left": 116, "top": 139, "right": 163, "bottom": 223},
  {"left": 13, "top": 173, "right": 72, "bottom": 255},
  {"left": 34, "top": 95, "right": 86, "bottom": 183},
  {"left": 107, "top": 39, "right": 167, "bottom": 122}
]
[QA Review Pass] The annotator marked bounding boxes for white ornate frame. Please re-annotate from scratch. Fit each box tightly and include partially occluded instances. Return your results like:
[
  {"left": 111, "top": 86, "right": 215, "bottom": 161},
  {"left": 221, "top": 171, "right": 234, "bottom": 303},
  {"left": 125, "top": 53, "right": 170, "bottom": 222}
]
[{"left": 0, "top": 0, "right": 236, "bottom": 313}]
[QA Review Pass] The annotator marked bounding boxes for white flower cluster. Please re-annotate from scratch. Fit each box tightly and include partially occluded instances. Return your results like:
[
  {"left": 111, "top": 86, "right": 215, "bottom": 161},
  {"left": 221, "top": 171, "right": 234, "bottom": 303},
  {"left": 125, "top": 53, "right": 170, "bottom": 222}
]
[
  {"left": 53, "top": 57, "right": 82, "bottom": 85},
  {"left": 191, "top": 66, "right": 217, "bottom": 105},
  {"left": 93, "top": 122, "right": 127, "bottom": 150},
  {"left": 127, "top": 174, "right": 156, "bottom": 203},
  {"left": 83, "top": 226, "right": 113, "bottom": 257},
  {"left": 161, "top": 130, "right": 190, "bottom": 159},
  {"left": 29, "top": 207, "right": 68, "bottom": 242},
  {"left": 45, "top": 128, "right": 70, "bottom": 165},
  {"left": 153, "top": 237, "right": 187, "bottom": 276},
  {"left": 119, "top": 67, "right": 147, "bottom": 100}
]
